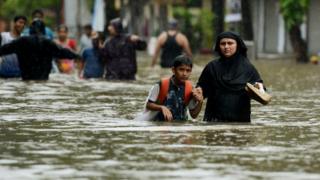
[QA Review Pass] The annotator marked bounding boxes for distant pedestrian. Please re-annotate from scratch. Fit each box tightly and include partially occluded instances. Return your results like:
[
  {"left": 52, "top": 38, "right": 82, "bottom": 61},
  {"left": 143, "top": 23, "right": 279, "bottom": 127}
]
[
  {"left": 80, "top": 32, "right": 105, "bottom": 79},
  {"left": 100, "top": 17, "right": 147, "bottom": 80},
  {"left": 22, "top": 9, "right": 54, "bottom": 40},
  {"left": 79, "top": 24, "right": 93, "bottom": 53},
  {"left": 54, "top": 24, "right": 77, "bottom": 74},
  {"left": 0, "top": 20, "right": 79, "bottom": 80},
  {"left": 0, "top": 15, "right": 27, "bottom": 78},
  {"left": 151, "top": 19, "right": 192, "bottom": 68}
]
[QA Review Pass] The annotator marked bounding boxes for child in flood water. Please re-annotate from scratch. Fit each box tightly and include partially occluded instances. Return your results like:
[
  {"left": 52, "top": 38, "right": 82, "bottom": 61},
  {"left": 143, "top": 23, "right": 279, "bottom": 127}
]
[{"left": 136, "top": 55, "right": 203, "bottom": 121}]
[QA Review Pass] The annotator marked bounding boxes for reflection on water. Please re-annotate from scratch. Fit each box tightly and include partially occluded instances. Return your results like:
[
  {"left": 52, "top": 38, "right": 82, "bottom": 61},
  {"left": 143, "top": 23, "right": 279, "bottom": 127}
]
[{"left": 1, "top": 55, "right": 320, "bottom": 179}]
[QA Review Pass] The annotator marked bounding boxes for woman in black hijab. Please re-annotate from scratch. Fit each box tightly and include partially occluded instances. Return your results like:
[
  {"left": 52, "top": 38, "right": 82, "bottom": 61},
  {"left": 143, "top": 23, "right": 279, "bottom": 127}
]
[
  {"left": 197, "top": 31, "right": 264, "bottom": 122},
  {"left": 100, "top": 17, "right": 147, "bottom": 80}
]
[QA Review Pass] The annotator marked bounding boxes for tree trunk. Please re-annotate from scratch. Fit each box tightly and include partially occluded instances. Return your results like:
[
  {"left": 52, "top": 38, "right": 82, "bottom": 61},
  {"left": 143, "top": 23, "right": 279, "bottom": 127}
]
[
  {"left": 158, "top": 4, "right": 168, "bottom": 32},
  {"left": 241, "top": 0, "right": 254, "bottom": 40},
  {"left": 129, "top": 0, "right": 147, "bottom": 35},
  {"left": 212, "top": 0, "right": 224, "bottom": 41},
  {"left": 106, "top": 0, "right": 119, "bottom": 24},
  {"left": 289, "top": 25, "right": 308, "bottom": 63}
]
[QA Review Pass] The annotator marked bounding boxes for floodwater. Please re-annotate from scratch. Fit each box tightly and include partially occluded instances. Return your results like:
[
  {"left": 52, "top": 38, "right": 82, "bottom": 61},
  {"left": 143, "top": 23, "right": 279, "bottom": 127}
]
[{"left": 1, "top": 54, "right": 320, "bottom": 179}]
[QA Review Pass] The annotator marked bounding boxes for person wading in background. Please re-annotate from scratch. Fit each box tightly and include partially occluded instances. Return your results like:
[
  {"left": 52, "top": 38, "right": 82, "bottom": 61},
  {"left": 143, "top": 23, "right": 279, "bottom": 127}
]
[
  {"left": 100, "top": 17, "right": 147, "bottom": 80},
  {"left": 151, "top": 19, "right": 192, "bottom": 68},
  {"left": 0, "top": 20, "right": 79, "bottom": 80}
]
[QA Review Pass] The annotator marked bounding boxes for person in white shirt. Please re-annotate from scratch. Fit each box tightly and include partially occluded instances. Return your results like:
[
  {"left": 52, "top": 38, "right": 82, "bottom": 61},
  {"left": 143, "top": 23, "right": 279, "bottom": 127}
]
[
  {"left": 79, "top": 24, "right": 93, "bottom": 53},
  {"left": 0, "top": 15, "right": 27, "bottom": 78}
]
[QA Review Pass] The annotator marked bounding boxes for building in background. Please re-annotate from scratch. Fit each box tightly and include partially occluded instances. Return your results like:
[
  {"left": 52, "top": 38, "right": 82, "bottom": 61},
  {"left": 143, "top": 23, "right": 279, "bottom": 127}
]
[{"left": 62, "top": 0, "right": 92, "bottom": 38}]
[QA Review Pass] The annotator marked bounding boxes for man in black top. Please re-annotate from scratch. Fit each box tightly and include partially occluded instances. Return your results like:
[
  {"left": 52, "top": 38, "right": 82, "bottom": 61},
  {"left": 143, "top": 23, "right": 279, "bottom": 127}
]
[
  {"left": 151, "top": 19, "right": 192, "bottom": 68},
  {"left": 0, "top": 20, "right": 79, "bottom": 80}
]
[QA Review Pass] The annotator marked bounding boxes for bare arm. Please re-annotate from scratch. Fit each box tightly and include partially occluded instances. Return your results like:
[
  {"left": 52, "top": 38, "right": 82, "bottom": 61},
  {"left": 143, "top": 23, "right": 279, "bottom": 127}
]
[
  {"left": 151, "top": 33, "right": 166, "bottom": 67},
  {"left": 178, "top": 34, "right": 192, "bottom": 57},
  {"left": 146, "top": 101, "right": 173, "bottom": 121}
]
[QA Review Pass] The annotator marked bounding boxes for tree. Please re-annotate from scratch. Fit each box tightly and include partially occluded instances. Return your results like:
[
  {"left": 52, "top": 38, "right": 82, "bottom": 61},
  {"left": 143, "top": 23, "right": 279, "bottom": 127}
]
[
  {"left": 0, "top": 0, "right": 60, "bottom": 28},
  {"left": 280, "top": 0, "right": 309, "bottom": 63},
  {"left": 128, "top": 0, "right": 148, "bottom": 35},
  {"left": 212, "top": 0, "right": 224, "bottom": 42},
  {"left": 105, "top": 0, "right": 119, "bottom": 25},
  {"left": 241, "top": 0, "right": 253, "bottom": 40}
]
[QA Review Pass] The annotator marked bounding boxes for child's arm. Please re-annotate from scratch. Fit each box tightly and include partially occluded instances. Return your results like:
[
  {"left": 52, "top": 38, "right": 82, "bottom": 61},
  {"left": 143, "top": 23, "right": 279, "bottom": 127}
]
[
  {"left": 145, "top": 83, "right": 173, "bottom": 121},
  {"left": 146, "top": 102, "right": 173, "bottom": 121},
  {"left": 189, "top": 87, "right": 204, "bottom": 119}
]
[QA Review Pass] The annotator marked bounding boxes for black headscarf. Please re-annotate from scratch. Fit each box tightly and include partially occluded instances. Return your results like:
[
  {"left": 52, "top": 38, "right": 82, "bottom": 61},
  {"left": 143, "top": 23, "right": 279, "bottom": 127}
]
[
  {"left": 214, "top": 31, "right": 247, "bottom": 58},
  {"left": 110, "top": 18, "right": 123, "bottom": 34},
  {"left": 198, "top": 31, "right": 262, "bottom": 94}
]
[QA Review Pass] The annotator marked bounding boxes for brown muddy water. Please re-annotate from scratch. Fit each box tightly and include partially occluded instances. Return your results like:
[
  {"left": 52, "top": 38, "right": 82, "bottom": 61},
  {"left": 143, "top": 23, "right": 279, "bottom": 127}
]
[{"left": 1, "top": 54, "right": 320, "bottom": 179}]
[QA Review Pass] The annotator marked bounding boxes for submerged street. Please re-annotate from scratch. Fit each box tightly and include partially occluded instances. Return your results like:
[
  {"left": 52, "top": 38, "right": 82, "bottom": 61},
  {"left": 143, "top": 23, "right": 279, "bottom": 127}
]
[{"left": 1, "top": 55, "right": 320, "bottom": 179}]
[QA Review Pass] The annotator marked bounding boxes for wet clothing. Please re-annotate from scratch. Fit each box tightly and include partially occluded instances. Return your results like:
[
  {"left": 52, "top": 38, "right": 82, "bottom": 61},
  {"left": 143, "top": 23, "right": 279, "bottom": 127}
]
[
  {"left": 54, "top": 39, "right": 77, "bottom": 74},
  {"left": 80, "top": 34, "right": 93, "bottom": 53},
  {"left": 160, "top": 32, "right": 183, "bottom": 68},
  {"left": 147, "top": 77, "right": 197, "bottom": 121},
  {"left": 0, "top": 32, "right": 21, "bottom": 78},
  {"left": 197, "top": 32, "right": 263, "bottom": 122},
  {"left": 0, "top": 35, "right": 78, "bottom": 80},
  {"left": 101, "top": 34, "right": 146, "bottom": 80},
  {"left": 82, "top": 48, "right": 104, "bottom": 78},
  {"left": 0, "top": 55, "right": 20, "bottom": 77}
]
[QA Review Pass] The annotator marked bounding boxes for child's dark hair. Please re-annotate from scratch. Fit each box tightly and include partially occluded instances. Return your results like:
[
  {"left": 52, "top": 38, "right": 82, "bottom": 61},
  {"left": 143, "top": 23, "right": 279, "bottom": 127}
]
[
  {"left": 32, "top": 9, "right": 44, "bottom": 18},
  {"left": 14, "top": 15, "right": 27, "bottom": 23},
  {"left": 173, "top": 54, "right": 193, "bottom": 68}
]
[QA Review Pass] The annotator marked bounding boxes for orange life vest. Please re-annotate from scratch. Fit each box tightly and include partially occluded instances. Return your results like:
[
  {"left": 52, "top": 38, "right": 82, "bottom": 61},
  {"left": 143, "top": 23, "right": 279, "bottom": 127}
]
[{"left": 156, "top": 77, "right": 193, "bottom": 106}]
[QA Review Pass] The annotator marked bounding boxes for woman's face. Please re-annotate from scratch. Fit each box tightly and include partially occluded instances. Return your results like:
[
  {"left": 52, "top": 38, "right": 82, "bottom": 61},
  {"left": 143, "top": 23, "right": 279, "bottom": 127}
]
[
  {"left": 57, "top": 28, "right": 68, "bottom": 40},
  {"left": 219, "top": 38, "right": 237, "bottom": 58},
  {"left": 108, "top": 25, "right": 117, "bottom": 36}
]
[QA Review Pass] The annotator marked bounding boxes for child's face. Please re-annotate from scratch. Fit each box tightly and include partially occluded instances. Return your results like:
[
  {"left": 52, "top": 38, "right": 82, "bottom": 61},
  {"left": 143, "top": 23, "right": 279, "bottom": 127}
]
[
  {"left": 172, "top": 64, "right": 192, "bottom": 84},
  {"left": 58, "top": 28, "right": 68, "bottom": 40}
]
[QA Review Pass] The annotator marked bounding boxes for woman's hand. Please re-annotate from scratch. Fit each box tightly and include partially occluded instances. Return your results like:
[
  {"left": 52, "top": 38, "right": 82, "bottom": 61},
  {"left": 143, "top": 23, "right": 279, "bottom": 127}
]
[
  {"left": 254, "top": 82, "right": 265, "bottom": 93},
  {"left": 192, "top": 87, "right": 204, "bottom": 103}
]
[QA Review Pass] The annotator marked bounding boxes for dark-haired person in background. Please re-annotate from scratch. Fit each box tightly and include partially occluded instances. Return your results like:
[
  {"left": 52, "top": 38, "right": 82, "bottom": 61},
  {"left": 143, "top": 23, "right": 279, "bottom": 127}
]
[
  {"left": 196, "top": 31, "right": 265, "bottom": 122},
  {"left": 22, "top": 9, "right": 54, "bottom": 40},
  {"left": 79, "top": 24, "right": 93, "bottom": 53},
  {"left": 54, "top": 24, "right": 77, "bottom": 74},
  {"left": 151, "top": 19, "right": 192, "bottom": 68},
  {"left": 0, "top": 20, "right": 79, "bottom": 80},
  {"left": 0, "top": 15, "right": 27, "bottom": 78},
  {"left": 100, "top": 17, "right": 147, "bottom": 80},
  {"left": 80, "top": 32, "right": 105, "bottom": 79}
]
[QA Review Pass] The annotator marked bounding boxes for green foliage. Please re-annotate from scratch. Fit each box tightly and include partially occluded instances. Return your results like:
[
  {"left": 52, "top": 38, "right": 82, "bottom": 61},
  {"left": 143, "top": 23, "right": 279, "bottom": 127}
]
[
  {"left": 280, "top": 0, "right": 309, "bottom": 29},
  {"left": 173, "top": 6, "right": 214, "bottom": 50},
  {"left": 172, "top": 7, "right": 193, "bottom": 22},
  {"left": 0, "top": 0, "right": 60, "bottom": 27},
  {"left": 172, "top": 7, "right": 200, "bottom": 51},
  {"left": 198, "top": 9, "right": 214, "bottom": 48}
]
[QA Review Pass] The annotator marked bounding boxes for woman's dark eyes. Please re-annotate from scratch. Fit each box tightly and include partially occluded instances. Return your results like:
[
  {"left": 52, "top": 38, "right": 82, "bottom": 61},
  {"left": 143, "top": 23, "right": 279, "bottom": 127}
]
[{"left": 220, "top": 42, "right": 234, "bottom": 45}]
